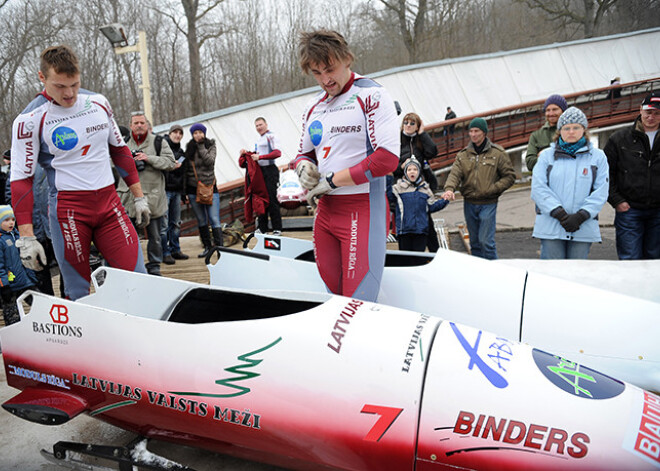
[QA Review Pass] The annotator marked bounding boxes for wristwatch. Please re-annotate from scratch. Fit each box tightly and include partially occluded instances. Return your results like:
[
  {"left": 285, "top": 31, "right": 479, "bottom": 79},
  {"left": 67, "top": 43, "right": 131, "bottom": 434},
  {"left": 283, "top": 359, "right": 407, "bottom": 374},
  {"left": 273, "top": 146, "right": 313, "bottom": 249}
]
[{"left": 326, "top": 172, "right": 337, "bottom": 189}]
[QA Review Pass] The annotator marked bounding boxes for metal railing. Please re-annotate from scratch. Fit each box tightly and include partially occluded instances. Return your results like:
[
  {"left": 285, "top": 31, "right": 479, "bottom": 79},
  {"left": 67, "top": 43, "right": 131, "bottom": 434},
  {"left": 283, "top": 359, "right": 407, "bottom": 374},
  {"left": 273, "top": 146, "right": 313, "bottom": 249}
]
[{"left": 182, "top": 76, "right": 660, "bottom": 235}]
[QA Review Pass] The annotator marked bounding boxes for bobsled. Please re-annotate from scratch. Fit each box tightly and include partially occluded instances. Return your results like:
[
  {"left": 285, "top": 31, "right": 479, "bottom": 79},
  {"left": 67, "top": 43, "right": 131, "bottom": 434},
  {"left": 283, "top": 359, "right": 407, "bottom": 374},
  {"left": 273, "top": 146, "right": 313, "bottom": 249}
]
[
  {"left": 211, "top": 235, "right": 660, "bottom": 393},
  {"left": 1, "top": 267, "right": 659, "bottom": 470},
  {"left": 277, "top": 168, "right": 307, "bottom": 210}
]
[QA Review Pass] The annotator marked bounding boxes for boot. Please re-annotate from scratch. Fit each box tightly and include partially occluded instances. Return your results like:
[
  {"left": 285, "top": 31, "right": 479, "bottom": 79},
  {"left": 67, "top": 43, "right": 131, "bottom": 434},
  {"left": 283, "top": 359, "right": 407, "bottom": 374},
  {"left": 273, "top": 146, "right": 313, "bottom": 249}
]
[
  {"left": 212, "top": 227, "right": 224, "bottom": 248},
  {"left": 198, "top": 226, "right": 213, "bottom": 258}
]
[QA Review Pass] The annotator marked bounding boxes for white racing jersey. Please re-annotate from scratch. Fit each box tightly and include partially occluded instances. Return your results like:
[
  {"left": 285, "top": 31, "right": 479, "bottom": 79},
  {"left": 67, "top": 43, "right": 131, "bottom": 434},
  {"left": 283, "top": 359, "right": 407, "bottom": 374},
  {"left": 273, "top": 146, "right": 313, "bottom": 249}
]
[
  {"left": 296, "top": 73, "right": 400, "bottom": 195},
  {"left": 11, "top": 90, "right": 128, "bottom": 193}
]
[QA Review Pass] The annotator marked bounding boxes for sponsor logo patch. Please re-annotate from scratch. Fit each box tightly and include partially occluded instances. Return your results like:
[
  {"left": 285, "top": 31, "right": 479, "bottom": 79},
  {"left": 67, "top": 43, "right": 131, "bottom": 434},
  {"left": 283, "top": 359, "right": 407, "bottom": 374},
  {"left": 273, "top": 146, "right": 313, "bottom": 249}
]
[
  {"left": 308, "top": 120, "right": 323, "bottom": 146},
  {"left": 52, "top": 126, "right": 78, "bottom": 151},
  {"left": 532, "top": 349, "right": 625, "bottom": 399}
]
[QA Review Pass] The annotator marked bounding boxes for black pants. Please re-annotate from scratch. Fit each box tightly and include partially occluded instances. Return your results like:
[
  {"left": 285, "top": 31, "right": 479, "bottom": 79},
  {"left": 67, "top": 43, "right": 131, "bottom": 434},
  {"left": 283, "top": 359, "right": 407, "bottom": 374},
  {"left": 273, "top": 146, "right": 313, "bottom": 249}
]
[
  {"left": 426, "top": 215, "right": 439, "bottom": 252},
  {"left": 258, "top": 165, "right": 283, "bottom": 233},
  {"left": 398, "top": 233, "right": 427, "bottom": 252}
]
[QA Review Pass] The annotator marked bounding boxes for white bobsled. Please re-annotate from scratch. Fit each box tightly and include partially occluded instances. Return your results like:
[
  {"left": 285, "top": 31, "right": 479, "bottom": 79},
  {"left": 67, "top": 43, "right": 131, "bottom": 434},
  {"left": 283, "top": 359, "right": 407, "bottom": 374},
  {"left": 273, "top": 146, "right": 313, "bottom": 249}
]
[
  {"left": 209, "top": 236, "right": 660, "bottom": 393},
  {"left": 277, "top": 168, "right": 307, "bottom": 209},
  {"left": 2, "top": 267, "right": 659, "bottom": 470}
]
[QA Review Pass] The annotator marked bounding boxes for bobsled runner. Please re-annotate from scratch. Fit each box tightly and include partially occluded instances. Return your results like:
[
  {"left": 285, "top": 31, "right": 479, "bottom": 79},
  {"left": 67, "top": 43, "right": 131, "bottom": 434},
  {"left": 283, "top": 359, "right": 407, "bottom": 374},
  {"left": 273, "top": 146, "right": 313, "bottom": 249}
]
[
  {"left": 1, "top": 267, "right": 659, "bottom": 470},
  {"left": 210, "top": 235, "right": 660, "bottom": 393}
]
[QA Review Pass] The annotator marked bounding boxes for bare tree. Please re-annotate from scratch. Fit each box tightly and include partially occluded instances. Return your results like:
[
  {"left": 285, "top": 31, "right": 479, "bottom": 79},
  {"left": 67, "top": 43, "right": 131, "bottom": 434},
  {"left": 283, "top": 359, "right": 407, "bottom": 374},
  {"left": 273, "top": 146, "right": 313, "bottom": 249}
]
[{"left": 518, "top": 0, "right": 621, "bottom": 38}]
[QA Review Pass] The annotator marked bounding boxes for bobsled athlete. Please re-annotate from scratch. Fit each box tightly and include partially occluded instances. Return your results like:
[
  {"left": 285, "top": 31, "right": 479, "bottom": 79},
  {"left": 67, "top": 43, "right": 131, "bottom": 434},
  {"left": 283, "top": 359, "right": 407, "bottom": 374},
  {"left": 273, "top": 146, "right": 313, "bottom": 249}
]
[
  {"left": 292, "top": 30, "right": 399, "bottom": 301},
  {"left": 10, "top": 45, "right": 149, "bottom": 300}
]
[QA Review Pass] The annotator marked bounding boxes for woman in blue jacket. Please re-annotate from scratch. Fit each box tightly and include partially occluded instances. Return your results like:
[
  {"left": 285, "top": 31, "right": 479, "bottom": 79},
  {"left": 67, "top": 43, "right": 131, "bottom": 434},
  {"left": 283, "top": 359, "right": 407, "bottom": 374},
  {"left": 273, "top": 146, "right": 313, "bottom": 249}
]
[
  {"left": 531, "top": 107, "right": 609, "bottom": 259},
  {"left": 389, "top": 158, "right": 449, "bottom": 252}
]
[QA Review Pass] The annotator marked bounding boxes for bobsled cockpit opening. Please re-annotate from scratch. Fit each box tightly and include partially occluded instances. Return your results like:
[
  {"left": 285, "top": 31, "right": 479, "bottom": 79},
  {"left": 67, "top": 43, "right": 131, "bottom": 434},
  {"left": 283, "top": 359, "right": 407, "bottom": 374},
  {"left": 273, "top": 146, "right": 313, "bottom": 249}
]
[{"left": 167, "top": 287, "right": 321, "bottom": 324}]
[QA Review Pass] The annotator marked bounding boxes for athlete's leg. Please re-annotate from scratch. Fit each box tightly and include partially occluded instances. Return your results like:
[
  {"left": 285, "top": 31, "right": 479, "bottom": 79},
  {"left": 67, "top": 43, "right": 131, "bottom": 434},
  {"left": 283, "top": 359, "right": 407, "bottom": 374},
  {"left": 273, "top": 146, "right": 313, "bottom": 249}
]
[
  {"left": 92, "top": 186, "right": 146, "bottom": 275},
  {"left": 50, "top": 192, "right": 95, "bottom": 300},
  {"left": 313, "top": 196, "right": 343, "bottom": 295}
]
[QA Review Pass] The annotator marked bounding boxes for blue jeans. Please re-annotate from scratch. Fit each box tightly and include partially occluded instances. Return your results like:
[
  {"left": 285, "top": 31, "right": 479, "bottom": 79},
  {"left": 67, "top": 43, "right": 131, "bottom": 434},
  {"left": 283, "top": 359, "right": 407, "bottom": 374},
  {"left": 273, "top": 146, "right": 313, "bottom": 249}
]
[
  {"left": 160, "top": 191, "right": 182, "bottom": 256},
  {"left": 614, "top": 207, "right": 660, "bottom": 260},
  {"left": 188, "top": 192, "right": 222, "bottom": 229},
  {"left": 464, "top": 201, "right": 498, "bottom": 260},
  {"left": 540, "top": 239, "right": 592, "bottom": 259}
]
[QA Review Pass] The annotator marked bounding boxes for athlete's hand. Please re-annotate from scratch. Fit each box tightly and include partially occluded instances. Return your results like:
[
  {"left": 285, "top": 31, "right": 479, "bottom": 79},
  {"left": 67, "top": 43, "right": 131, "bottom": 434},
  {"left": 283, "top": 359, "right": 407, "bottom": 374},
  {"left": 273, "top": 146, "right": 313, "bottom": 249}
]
[
  {"left": 306, "top": 174, "right": 333, "bottom": 209},
  {"left": 296, "top": 161, "right": 320, "bottom": 190},
  {"left": 15, "top": 236, "right": 47, "bottom": 271},
  {"left": 134, "top": 196, "right": 151, "bottom": 229}
]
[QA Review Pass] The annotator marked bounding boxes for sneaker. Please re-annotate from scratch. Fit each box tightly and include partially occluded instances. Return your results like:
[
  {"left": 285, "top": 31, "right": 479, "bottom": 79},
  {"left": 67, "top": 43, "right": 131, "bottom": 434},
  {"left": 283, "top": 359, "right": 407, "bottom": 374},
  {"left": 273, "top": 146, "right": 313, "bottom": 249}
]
[
  {"left": 171, "top": 251, "right": 189, "bottom": 260},
  {"left": 272, "top": 230, "right": 282, "bottom": 236},
  {"left": 163, "top": 254, "right": 176, "bottom": 265}
]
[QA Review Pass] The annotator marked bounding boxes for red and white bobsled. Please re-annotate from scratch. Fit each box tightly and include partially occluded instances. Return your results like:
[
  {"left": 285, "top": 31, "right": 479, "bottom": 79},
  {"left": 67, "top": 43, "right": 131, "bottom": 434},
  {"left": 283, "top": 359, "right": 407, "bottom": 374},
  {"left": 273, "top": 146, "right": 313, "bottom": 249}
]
[
  {"left": 277, "top": 168, "right": 307, "bottom": 210},
  {"left": 211, "top": 235, "right": 660, "bottom": 394},
  {"left": 2, "top": 268, "right": 659, "bottom": 470}
]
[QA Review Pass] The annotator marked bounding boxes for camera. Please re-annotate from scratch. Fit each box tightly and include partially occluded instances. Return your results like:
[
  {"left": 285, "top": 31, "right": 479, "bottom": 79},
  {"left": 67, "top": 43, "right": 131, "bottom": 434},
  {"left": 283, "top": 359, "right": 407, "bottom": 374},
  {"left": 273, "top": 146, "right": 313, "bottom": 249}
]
[{"left": 132, "top": 150, "right": 146, "bottom": 171}]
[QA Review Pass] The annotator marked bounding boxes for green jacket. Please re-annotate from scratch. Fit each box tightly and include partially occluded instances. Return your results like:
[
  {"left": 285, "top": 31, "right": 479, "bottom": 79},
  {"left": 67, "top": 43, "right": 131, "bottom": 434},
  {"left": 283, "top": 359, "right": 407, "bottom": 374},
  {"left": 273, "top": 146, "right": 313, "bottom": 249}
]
[
  {"left": 525, "top": 122, "right": 557, "bottom": 171},
  {"left": 117, "top": 133, "right": 176, "bottom": 219},
  {"left": 444, "top": 138, "right": 515, "bottom": 205}
]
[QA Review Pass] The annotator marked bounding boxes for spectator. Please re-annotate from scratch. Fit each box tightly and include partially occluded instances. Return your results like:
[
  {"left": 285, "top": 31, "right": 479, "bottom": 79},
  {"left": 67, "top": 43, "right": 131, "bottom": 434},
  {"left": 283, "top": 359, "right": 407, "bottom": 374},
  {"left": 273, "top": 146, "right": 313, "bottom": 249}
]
[
  {"left": 395, "top": 112, "right": 440, "bottom": 251},
  {"left": 185, "top": 123, "right": 223, "bottom": 258},
  {"left": 10, "top": 45, "right": 149, "bottom": 300},
  {"left": 161, "top": 124, "right": 189, "bottom": 263},
  {"left": 389, "top": 158, "right": 449, "bottom": 252},
  {"left": 606, "top": 77, "right": 622, "bottom": 101},
  {"left": 531, "top": 107, "right": 608, "bottom": 259},
  {"left": 118, "top": 112, "right": 176, "bottom": 276},
  {"left": 604, "top": 92, "right": 660, "bottom": 260},
  {"left": 444, "top": 106, "right": 457, "bottom": 135},
  {"left": 526, "top": 94, "right": 568, "bottom": 172},
  {"left": 441, "top": 118, "right": 515, "bottom": 259},
  {"left": 293, "top": 29, "right": 399, "bottom": 302},
  {"left": 240, "top": 117, "right": 283, "bottom": 235},
  {"left": 0, "top": 205, "right": 37, "bottom": 325}
]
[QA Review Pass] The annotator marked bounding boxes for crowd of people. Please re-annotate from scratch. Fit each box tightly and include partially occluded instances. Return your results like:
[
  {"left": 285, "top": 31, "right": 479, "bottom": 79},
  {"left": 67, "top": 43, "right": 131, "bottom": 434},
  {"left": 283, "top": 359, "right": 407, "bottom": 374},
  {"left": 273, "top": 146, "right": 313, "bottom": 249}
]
[{"left": 2, "top": 33, "right": 657, "bottom": 314}]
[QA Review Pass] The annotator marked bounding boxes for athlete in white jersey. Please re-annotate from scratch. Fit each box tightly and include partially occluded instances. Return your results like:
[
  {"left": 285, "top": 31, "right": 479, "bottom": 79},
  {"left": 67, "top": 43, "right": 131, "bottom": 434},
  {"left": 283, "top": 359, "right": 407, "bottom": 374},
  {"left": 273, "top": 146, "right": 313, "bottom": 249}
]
[
  {"left": 10, "top": 45, "right": 149, "bottom": 300},
  {"left": 293, "top": 30, "right": 399, "bottom": 302}
]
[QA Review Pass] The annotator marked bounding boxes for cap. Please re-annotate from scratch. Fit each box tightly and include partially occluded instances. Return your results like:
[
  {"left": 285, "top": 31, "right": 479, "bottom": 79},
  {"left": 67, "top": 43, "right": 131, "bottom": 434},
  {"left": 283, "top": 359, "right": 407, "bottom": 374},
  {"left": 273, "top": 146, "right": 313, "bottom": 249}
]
[
  {"left": 0, "top": 205, "right": 14, "bottom": 225},
  {"left": 641, "top": 92, "right": 660, "bottom": 111},
  {"left": 469, "top": 117, "right": 488, "bottom": 134},
  {"left": 544, "top": 94, "right": 568, "bottom": 112},
  {"left": 190, "top": 123, "right": 207, "bottom": 136},
  {"left": 169, "top": 124, "right": 184, "bottom": 133},
  {"left": 557, "top": 106, "right": 588, "bottom": 130}
]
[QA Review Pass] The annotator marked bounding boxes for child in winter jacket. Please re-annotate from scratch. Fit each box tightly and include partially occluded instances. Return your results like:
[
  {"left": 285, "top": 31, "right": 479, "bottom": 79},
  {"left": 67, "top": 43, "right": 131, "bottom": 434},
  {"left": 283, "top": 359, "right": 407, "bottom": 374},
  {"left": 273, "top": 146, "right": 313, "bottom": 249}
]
[
  {"left": 389, "top": 158, "right": 450, "bottom": 252},
  {"left": 0, "top": 205, "right": 37, "bottom": 325}
]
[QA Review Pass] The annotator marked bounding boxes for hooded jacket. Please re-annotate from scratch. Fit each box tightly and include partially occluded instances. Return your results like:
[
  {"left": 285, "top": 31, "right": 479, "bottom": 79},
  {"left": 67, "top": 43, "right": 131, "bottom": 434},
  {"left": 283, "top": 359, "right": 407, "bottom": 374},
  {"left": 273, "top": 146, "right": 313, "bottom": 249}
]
[
  {"left": 0, "top": 229, "right": 37, "bottom": 292},
  {"left": 531, "top": 141, "right": 609, "bottom": 242},
  {"left": 389, "top": 176, "right": 448, "bottom": 235},
  {"left": 239, "top": 152, "right": 269, "bottom": 223}
]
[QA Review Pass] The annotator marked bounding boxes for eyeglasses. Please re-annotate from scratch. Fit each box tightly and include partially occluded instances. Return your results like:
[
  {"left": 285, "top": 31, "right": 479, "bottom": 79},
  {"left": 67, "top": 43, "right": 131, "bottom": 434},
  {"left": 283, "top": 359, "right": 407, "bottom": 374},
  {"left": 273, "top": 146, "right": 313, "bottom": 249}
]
[
  {"left": 403, "top": 120, "right": 417, "bottom": 126},
  {"left": 130, "top": 111, "right": 145, "bottom": 116}
]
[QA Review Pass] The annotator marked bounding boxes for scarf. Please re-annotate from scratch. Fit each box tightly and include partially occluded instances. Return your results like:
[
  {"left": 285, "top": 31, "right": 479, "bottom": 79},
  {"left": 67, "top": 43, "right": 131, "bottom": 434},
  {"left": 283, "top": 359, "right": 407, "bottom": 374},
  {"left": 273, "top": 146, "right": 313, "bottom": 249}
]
[{"left": 558, "top": 136, "right": 587, "bottom": 156}]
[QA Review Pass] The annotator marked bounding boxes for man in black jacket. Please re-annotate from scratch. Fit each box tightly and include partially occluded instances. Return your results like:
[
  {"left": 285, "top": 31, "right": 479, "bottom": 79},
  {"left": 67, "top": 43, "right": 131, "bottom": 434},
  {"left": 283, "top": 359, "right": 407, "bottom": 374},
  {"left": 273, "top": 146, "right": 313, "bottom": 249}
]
[
  {"left": 162, "top": 124, "right": 189, "bottom": 263},
  {"left": 604, "top": 92, "right": 660, "bottom": 260}
]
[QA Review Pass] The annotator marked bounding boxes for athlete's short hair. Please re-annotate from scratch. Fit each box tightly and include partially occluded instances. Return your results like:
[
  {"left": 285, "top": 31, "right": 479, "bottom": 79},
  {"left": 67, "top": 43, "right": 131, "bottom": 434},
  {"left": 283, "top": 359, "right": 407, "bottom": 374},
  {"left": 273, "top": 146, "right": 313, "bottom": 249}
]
[
  {"left": 298, "top": 30, "right": 355, "bottom": 74},
  {"left": 255, "top": 117, "right": 267, "bottom": 124},
  {"left": 40, "top": 45, "right": 79, "bottom": 78}
]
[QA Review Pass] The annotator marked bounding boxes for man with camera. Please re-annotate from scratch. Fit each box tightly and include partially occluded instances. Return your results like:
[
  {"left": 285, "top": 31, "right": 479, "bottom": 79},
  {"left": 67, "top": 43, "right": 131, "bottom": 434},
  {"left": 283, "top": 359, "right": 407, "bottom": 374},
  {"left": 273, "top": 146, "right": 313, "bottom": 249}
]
[{"left": 117, "top": 112, "right": 175, "bottom": 276}]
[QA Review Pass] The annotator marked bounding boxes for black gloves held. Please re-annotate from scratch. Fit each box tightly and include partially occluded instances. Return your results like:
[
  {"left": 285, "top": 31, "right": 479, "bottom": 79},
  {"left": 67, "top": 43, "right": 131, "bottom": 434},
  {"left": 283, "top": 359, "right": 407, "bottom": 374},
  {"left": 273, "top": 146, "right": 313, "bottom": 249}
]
[{"left": 561, "top": 209, "right": 590, "bottom": 233}]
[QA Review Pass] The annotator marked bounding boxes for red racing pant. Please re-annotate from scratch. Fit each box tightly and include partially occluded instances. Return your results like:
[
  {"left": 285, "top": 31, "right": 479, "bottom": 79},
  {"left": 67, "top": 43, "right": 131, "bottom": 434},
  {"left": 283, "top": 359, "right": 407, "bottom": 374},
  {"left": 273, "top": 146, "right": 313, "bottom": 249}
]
[
  {"left": 50, "top": 185, "right": 146, "bottom": 300},
  {"left": 313, "top": 192, "right": 388, "bottom": 302}
]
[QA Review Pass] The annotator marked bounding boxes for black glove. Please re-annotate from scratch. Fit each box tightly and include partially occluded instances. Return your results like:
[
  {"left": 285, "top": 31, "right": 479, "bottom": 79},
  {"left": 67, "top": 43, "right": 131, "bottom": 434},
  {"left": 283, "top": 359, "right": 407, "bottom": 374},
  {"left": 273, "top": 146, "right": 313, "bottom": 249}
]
[
  {"left": 550, "top": 206, "right": 569, "bottom": 222},
  {"left": 561, "top": 209, "right": 590, "bottom": 233}
]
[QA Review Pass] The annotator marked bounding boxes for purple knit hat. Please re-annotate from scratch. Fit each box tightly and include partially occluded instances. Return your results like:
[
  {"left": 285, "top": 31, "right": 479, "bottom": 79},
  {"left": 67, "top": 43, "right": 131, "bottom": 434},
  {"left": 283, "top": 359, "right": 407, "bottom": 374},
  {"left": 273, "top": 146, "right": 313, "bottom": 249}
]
[
  {"left": 190, "top": 123, "right": 207, "bottom": 136},
  {"left": 544, "top": 94, "right": 568, "bottom": 112}
]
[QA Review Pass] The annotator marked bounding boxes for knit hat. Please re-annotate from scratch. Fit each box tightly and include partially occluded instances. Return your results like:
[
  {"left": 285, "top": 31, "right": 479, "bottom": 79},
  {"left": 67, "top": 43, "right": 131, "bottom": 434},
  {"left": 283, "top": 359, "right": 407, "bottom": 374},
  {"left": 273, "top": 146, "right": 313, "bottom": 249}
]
[
  {"left": 0, "top": 205, "right": 14, "bottom": 225},
  {"left": 169, "top": 124, "right": 184, "bottom": 133},
  {"left": 190, "top": 123, "right": 207, "bottom": 136},
  {"left": 544, "top": 94, "right": 568, "bottom": 112},
  {"left": 469, "top": 117, "right": 488, "bottom": 134},
  {"left": 402, "top": 157, "right": 423, "bottom": 183},
  {"left": 557, "top": 107, "right": 588, "bottom": 130},
  {"left": 641, "top": 92, "right": 660, "bottom": 111}
]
